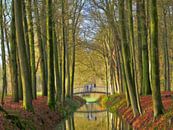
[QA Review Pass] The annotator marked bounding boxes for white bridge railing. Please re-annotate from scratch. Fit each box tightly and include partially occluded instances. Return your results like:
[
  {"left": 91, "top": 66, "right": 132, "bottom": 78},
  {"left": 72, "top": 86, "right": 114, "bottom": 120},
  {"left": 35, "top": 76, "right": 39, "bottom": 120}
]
[{"left": 73, "top": 86, "right": 111, "bottom": 95}]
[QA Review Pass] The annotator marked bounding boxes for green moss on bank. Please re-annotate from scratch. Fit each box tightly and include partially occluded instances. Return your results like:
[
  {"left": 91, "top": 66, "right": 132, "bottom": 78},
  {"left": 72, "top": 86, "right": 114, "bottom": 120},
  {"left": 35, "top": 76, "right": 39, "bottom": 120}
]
[
  {"left": 99, "top": 93, "right": 126, "bottom": 113},
  {"left": 61, "top": 96, "right": 86, "bottom": 117}
]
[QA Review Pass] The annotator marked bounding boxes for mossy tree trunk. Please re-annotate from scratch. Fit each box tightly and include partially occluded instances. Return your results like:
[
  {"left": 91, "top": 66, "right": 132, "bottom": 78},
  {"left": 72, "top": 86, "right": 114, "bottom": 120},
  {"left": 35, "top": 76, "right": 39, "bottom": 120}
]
[
  {"left": 10, "top": 0, "right": 19, "bottom": 102},
  {"left": 26, "top": 0, "right": 36, "bottom": 99},
  {"left": 22, "top": 0, "right": 30, "bottom": 72},
  {"left": 46, "top": 0, "right": 55, "bottom": 109},
  {"left": 139, "top": 0, "right": 152, "bottom": 95},
  {"left": 136, "top": 0, "right": 143, "bottom": 95},
  {"left": 14, "top": 0, "right": 33, "bottom": 111},
  {"left": 119, "top": 0, "right": 140, "bottom": 116},
  {"left": 163, "top": 8, "right": 170, "bottom": 91},
  {"left": 150, "top": 0, "right": 164, "bottom": 117},
  {"left": 1, "top": 0, "right": 7, "bottom": 103},
  {"left": 41, "top": 0, "right": 48, "bottom": 96},
  {"left": 61, "top": 0, "right": 66, "bottom": 104},
  {"left": 17, "top": 56, "right": 23, "bottom": 100},
  {"left": 53, "top": 25, "right": 62, "bottom": 103}
]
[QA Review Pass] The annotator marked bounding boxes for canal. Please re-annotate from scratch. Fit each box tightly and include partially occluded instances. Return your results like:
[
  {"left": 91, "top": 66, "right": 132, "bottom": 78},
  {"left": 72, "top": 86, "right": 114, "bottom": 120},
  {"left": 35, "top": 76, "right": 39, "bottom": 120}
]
[{"left": 55, "top": 102, "right": 133, "bottom": 130}]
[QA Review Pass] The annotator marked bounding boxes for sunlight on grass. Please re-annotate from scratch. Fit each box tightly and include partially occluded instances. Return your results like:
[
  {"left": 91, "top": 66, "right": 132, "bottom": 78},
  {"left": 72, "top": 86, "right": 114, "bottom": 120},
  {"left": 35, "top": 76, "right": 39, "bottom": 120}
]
[
  {"left": 83, "top": 97, "right": 99, "bottom": 103},
  {"left": 37, "top": 91, "right": 42, "bottom": 96}
]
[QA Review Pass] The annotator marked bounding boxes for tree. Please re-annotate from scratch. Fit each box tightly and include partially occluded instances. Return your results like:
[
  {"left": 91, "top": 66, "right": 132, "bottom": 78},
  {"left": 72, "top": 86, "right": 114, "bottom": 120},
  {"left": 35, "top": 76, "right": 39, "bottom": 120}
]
[
  {"left": 26, "top": 0, "right": 36, "bottom": 99},
  {"left": 136, "top": 0, "right": 143, "bottom": 95},
  {"left": 10, "top": 0, "right": 19, "bottom": 102},
  {"left": 150, "top": 0, "right": 164, "bottom": 117},
  {"left": 139, "top": 0, "right": 152, "bottom": 95},
  {"left": 1, "top": 0, "right": 7, "bottom": 104},
  {"left": 61, "top": 0, "right": 66, "bottom": 104},
  {"left": 47, "top": 0, "right": 55, "bottom": 109},
  {"left": 33, "top": 0, "right": 47, "bottom": 97},
  {"left": 14, "top": 0, "right": 33, "bottom": 110},
  {"left": 53, "top": 25, "right": 62, "bottom": 103},
  {"left": 119, "top": 0, "right": 140, "bottom": 116},
  {"left": 41, "top": 0, "right": 48, "bottom": 96},
  {"left": 162, "top": 4, "right": 170, "bottom": 91}
]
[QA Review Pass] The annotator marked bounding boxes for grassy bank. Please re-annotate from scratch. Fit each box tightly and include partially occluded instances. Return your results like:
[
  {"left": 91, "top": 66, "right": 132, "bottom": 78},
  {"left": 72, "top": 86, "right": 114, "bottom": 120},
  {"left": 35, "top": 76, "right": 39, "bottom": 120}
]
[
  {"left": 100, "top": 92, "right": 173, "bottom": 129},
  {"left": 83, "top": 96, "right": 100, "bottom": 103},
  {"left": 0, "top": 96, "right": 86, "bottom": 130}
]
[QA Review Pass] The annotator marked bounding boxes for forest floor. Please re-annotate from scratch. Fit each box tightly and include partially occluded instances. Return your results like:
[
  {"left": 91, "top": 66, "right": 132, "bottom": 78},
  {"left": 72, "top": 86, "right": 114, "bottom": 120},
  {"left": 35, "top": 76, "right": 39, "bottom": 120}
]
[
  {"left": 0, "top": 96, "right": 86, "bottom": 130},
  {"left": 100, "top": 92, "right": 173, "bottom": 129}
]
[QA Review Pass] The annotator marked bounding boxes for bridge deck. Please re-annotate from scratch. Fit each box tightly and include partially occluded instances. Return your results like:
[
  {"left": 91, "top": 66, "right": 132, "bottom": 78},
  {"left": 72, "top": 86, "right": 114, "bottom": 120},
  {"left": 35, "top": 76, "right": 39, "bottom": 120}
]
[
  {"left": 74, "top": 91, "right": 110, "bottom": 95},
  {"left": 73, "top": 86, "right": 111, "bottom": 95}
]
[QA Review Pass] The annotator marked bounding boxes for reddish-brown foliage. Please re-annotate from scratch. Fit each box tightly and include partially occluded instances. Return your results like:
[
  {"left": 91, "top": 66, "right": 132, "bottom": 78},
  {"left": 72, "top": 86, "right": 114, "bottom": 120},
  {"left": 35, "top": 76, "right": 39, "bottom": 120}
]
[
  {"left": 117, "top": 92, "right": 173, "bottom": 129},
  {"left": 0, "top": 96, "right": 85, "bottom": 130}
]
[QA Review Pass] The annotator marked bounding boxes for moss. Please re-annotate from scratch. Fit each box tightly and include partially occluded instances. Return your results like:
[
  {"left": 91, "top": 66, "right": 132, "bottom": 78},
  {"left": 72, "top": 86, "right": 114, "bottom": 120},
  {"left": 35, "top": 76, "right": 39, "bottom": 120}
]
[
  {"left": 99, "top": 93, "right": 126, "bottom": 114},
  {"left": 59, "top": 97, "right": 86, "bottom": 118}
]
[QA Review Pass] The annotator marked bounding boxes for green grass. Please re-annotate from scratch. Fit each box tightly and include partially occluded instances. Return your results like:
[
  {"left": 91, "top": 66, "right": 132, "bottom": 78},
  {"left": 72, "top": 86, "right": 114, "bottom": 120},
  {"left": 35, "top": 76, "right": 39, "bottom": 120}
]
[
  {"left": 82, "top": 97, "right": 99, "bottom": 103},
  {"left": 37, "top": 91, "right": 42, "bottom": 96}
]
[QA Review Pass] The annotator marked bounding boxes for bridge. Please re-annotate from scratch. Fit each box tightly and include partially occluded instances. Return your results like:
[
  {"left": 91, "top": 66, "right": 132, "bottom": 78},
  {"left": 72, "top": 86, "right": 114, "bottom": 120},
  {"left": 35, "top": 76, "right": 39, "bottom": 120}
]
[{"left": 73, "top": 86, "right": 111, "bottom": 95}]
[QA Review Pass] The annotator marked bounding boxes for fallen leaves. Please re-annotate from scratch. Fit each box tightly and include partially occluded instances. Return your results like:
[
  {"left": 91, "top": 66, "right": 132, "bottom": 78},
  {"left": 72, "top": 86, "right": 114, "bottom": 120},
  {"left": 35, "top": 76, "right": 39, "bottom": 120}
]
[
  {"left": 0, "top": 96, "right": 85, "bottom": 129},
  {"left": 102, "top": 91, "right": 173, "bottom": 129}
]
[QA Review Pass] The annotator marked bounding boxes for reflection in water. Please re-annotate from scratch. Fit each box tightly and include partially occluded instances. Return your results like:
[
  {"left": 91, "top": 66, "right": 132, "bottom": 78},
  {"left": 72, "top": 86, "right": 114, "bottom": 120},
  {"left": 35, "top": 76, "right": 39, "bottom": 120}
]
[{"left": 55, "top": 103, "right": 132, "bottom": 130}]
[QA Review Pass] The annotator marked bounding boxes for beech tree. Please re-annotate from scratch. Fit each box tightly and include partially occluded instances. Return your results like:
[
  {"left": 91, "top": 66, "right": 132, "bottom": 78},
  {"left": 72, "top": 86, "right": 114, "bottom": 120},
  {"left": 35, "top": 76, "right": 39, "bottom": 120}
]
[
  {"left": 150, "top": 0, "right": 164, "bottom": 117},
  {"left": 14, "top": 0, "right": 33, "bottom": 110},
  {"left": 47, "top": 0, "right": 55, "bottom": 109}
]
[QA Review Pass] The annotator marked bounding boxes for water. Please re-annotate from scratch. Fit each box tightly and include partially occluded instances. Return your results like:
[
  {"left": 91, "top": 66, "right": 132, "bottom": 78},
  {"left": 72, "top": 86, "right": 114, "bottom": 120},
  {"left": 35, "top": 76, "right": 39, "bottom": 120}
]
[{"left": 55, "top": 103, "right": 133, "bottom": 130}]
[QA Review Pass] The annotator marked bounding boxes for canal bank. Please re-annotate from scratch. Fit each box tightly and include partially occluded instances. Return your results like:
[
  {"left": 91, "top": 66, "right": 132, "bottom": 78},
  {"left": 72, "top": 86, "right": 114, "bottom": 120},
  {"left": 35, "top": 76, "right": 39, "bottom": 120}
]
[
  {"left": 100, "top": 92, "right": 173, "bottom": 129},
  {"left": 0, "top": 96, "right": 86, "bottom": 129}
]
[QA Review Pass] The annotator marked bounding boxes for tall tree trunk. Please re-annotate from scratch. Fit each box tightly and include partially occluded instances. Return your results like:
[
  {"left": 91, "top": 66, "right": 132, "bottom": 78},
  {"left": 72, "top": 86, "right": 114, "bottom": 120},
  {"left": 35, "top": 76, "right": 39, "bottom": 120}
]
[
  {"left": 163, "top": 9, "right": 170, "bottom": 91},
  {"left": 65, "top": 1, "right": 70, "bottom": 98},
  {"left": 41, "top": 0, "right": 48, "bottom": 96},
  {"left": 70, "top": 29, "right": 76, "bottom": 98},
  {"left": 1, "top": 0, "right": 7, "bottom": 103},
  {"left": 33, "top": 0, "right": 47, "bottom": 97},
  {"left": 10, "top": 0, "right": 19, "bottom": 102},
  {"left": 53, "top": 26, "right": 62, "bottom": 103},
  {"left": 127, "top": 0, "right": 142, "bottom": 112},
  {"left": 62, "top": 0, "right": 66, "bottom": 104},
  {"left": 22, "top": 0, "right": 30, "bottom": 69},
  {"left": 136, "top": 0, "right": 143, "bottom": 95},
  {"left": 26, "top": 0, "right": 36, "bottom": 99},
  {"left": 127, "top": 0, "right": 135, "bottom": 80},
  {"left": 139, "top": 0, "right": 152, "bottom": 95},
  {"left": 119, "top": 0, "right": 140, "bottom": 116},
  {"left": 47, "top": 0, "right": 55, "bottom": 109},
  {"left": 150, "top": 0, "right": 164, "bottom": 117},
  {"left": 17, "top": 56, "right": 23, "bottom": 100},
  {"left": 14, "top": 0, "right": 33, "bottom": 111},
  {"left": 66, "top": 29, "right": 70, "bottom": 98}
]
